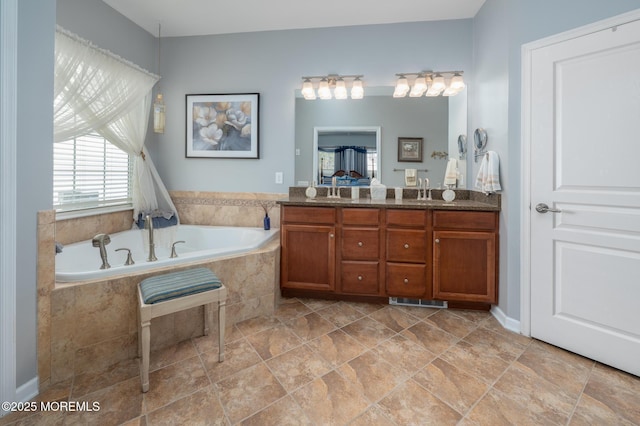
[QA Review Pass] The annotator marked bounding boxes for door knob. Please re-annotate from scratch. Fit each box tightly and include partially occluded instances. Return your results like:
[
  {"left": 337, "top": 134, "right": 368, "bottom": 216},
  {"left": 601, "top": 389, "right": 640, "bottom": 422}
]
[{"left": 535, "top": 203, "right": 562, "bottom": 214}]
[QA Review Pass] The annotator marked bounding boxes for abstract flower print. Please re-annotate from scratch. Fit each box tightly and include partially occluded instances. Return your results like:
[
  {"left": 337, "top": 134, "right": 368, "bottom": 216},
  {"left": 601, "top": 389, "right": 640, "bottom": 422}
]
[{"left": 191, "top": 100, "right": 253, "bottom": 151}]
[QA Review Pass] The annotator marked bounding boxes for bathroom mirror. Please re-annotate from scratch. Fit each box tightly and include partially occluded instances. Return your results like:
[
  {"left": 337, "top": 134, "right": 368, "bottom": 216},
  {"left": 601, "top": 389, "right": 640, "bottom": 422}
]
[{"left": 295, "top": 86, "right": 467, "bottom": 188}]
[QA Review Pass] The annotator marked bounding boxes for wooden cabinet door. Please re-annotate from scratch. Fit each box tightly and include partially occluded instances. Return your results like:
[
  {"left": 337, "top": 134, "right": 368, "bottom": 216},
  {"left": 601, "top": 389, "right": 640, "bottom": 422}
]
[
  {"left": 432, "top": 230, "right": 497, "bottom": 303},
  {"left": 281, "top": 224, "right": 336, "bottom": 291}
]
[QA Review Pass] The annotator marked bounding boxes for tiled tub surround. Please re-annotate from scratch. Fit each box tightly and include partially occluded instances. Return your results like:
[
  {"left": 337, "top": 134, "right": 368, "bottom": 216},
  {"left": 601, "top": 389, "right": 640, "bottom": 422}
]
[{"left": 39, "top": 191, "right": 285, "bottom": 389}]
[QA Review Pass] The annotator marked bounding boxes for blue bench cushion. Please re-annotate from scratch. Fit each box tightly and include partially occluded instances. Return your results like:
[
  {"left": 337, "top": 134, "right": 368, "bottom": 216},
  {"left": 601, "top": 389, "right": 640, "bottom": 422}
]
[{"left": 140, "top": 267, "right": 222, "bottom": 304}]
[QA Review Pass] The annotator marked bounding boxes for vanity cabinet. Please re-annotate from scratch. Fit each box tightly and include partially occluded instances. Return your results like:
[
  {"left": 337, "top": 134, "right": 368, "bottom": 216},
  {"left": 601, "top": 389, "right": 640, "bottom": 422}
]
[
  {"left": 281, "top": 207, "right": 336, "bottom": 292},
  {"left": 280, "top": 204, "right": 499, "bottom": 307},
  {"left": 432, "top": 211, "right": 498, "bottom": 303},
  {"left": 385, "top": 210, "right": 430, "bottom": 298},
  {"left": 339, "top": 208, "right": 382, "bottom": 295}
]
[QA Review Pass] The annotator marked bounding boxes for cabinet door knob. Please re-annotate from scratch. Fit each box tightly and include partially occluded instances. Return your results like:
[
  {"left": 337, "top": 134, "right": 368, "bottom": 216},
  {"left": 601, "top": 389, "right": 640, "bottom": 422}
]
[
  {"left": 330, "top": 233, "right": 334, "bottom": 238},
  {"left": 358, "top": 275, "right": 363, "bottom": 281},
  {"left": 404, "top": 243, "right": 410, "bottom": 249},
  {"left": 403, "top": 278, "right": 409, "bottom": 284},
  {"left": 358, "top": 241, "right": 363, "bottom": 247},
  {"left": 435, "top": 239, "right": 440, "bottom": 243}
]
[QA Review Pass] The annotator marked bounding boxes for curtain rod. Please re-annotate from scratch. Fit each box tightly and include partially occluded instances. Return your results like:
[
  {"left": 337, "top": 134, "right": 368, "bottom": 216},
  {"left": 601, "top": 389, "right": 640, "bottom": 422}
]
[{"left": 56, "top": 25, "right": 159, "bottom": 80}]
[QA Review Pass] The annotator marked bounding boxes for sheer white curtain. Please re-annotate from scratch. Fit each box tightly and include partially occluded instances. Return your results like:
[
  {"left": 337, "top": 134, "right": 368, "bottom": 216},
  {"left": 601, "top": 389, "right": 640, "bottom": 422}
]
[{"left": 53, "top": 26, "right": 178, "bottom": 222}]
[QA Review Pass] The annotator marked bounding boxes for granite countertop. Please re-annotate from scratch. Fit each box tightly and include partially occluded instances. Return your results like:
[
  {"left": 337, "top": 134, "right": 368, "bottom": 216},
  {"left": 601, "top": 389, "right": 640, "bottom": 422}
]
[{"left": 278, "top": 187, "right": 501, "bottom": 211}]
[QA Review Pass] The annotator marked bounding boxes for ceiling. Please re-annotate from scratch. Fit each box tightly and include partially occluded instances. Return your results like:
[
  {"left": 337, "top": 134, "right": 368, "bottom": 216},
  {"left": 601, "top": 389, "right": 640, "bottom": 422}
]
[{"left": 102, "top": 0, "right": 486, "bottom": 38}]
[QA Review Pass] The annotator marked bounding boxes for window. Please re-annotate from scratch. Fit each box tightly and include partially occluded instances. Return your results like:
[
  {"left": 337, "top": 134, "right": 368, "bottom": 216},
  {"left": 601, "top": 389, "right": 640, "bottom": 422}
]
[{"left": 53, "top": 133, "right": 132, "bottom": 212}]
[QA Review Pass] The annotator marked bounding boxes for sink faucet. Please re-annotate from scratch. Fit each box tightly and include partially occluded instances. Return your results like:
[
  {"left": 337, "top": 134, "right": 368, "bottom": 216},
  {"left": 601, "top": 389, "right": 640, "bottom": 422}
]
[
  {"left": 92, "top": 233, "right": 111, "bottom": 269},
  {"left": 144, "top": 214, "right": 157, "bottom": 261}
]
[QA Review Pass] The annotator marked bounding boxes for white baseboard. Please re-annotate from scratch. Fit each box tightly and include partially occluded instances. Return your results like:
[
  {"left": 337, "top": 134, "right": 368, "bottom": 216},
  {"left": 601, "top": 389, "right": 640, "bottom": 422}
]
[
  {"left": 15, "top": 376, "right": 38, "bottom": 403},
  {"left": 491, "top": 305, "right": 523, "bottom": 335}
]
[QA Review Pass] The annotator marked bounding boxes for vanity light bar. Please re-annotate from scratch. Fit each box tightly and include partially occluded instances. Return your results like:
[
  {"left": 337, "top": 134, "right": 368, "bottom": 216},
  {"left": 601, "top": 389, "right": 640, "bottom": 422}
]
[
  {"left": 301, "top": 74, "right": 365, "bottom": 100},
  {"left": 394, "top": 71, "right": 465, "bottom": 97}
]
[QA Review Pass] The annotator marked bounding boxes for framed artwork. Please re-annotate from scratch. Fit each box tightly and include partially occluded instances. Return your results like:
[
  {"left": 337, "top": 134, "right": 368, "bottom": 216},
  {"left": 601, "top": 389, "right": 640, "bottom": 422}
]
[
  {"left": 397, "top": 137, "right": 423, "bottom": 162},
  {"left": 186, "top": 93, "right": 259, "bottom": 158}
]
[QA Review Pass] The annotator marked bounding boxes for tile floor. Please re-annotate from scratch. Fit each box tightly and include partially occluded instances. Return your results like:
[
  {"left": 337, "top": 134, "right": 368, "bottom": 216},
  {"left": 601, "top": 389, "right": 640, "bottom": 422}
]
[{"left": 2, "top": 297, "right": 640, "bottom": 425}]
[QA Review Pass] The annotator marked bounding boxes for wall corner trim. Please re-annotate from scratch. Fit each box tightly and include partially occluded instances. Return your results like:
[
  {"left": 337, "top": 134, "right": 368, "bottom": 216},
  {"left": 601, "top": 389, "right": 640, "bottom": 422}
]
[{"left": 491, "top": 305, "right": 522, "bottom": 335}]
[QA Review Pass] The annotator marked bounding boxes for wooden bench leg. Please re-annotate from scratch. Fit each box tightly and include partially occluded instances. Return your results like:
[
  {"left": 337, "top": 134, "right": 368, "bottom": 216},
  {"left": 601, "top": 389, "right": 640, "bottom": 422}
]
[
  {"left": 140, "top": 320, "right": 151, "bottom": 393},
  {"left": 218, "top": 299, "right": 226, "bottom": 362}
]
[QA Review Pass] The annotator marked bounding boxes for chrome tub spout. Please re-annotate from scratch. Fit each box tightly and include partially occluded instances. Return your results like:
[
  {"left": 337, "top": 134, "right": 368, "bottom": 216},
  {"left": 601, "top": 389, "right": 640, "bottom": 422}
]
[
  {"left": 92, "top": 233, "right": 111, "bottom": 269},
  {"left": 145, "top": 214, "right": 157, "bottom": 262}
]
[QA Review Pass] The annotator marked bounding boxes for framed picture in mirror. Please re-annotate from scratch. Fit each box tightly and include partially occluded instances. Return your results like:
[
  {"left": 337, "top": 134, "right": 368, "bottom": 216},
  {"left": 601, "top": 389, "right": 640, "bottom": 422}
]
[{"left": 398, "top": 137, "right": 423, "bottom": 162}]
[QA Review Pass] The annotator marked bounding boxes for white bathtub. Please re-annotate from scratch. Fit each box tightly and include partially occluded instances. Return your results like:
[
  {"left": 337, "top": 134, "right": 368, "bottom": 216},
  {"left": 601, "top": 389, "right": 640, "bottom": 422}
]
[{"left": 55, "top": 225, "right": 279, "bottom": 282}]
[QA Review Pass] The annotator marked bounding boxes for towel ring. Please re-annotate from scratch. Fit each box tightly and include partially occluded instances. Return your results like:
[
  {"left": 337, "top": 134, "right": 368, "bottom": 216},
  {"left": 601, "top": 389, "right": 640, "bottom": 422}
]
[{"left": 473, "top": 128, "right": 488, "bottom": 163}]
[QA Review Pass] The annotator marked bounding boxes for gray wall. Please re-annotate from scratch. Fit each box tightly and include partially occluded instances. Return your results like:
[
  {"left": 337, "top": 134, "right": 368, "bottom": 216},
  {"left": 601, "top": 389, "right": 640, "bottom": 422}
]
[
  {"left": 471, "top": 0, "right": 640, "bottom": 322},
  {"left": 150, "top": 20, "right": 472, "bottom": 193},
  {"left": 15, "top": 0, "right": 55, "bottom": 388},
  {"left": 295, "top": 95, "right": 450, "bottom": 187}
]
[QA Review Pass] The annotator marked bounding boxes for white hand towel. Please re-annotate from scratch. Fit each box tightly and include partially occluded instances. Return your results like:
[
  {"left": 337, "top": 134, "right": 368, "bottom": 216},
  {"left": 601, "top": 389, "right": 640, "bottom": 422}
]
[
  {"left": 405, "top": 168, "right": 417, "bottom": 186},
  {"left": 444, "top": 158, "right": 458, "bottom": 187},
  {"left": 475, "top": 151, "right": 501, "bottom": 194}
]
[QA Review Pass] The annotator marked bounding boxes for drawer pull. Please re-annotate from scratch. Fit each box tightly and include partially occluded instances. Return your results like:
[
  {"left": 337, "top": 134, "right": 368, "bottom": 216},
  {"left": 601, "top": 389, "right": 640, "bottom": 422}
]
[
  {"left": 358, "top": 275, "right": 363, "bottom": 281},
  {"left": 403, "top": 278, "right": 409, "bottom": 284},
  {"left": 358, "top": 241, "right": 363, "bottom": 247},
  {"left": 404, "top": 243, "right": 410, "bottom": 249},
  {"left": 435, "top": 239, "right": 440, "bottom": 243}
]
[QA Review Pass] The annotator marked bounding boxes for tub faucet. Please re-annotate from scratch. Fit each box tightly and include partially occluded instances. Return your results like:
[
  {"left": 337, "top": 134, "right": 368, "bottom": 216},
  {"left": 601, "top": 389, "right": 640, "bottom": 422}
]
[
  {"left": 145, "top": 214, "right": 157, "bottom": 262},
  {"left": 92, "top": 233, "right": 111, "bottom": 269}
]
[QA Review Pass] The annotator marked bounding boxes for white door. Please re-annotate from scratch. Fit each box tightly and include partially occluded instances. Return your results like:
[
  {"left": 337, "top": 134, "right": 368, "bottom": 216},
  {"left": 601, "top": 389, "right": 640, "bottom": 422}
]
[{"left": 528, "top": 16, "right": 640, "bottom": 376}]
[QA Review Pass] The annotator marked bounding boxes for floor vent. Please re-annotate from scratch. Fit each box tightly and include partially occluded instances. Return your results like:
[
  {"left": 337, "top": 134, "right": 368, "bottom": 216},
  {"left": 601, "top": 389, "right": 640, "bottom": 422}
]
[{"left": 389, "top": 297, "right": 448, "bottom": 309}]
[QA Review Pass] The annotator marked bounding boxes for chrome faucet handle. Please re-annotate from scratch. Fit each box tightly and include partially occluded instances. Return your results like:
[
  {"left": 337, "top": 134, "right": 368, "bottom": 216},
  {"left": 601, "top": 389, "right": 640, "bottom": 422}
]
[
  {"left": 115, "top": 248, "right": 135, "bottom": 265},
  {"left": 170, "top": 241, "right": 186, "bottom": 258}
]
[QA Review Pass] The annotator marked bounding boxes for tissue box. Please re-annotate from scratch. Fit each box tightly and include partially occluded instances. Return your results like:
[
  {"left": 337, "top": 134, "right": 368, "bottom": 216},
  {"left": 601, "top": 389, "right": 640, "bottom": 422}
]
[{"left": 370, "top": 184, "right": 387, "bottom": 201}]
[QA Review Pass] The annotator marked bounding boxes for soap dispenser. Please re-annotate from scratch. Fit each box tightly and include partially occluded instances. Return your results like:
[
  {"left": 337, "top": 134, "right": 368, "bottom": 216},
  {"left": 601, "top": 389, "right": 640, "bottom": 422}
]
[{"left": 305, "top": 180, "right": 317, "bottom": 199}]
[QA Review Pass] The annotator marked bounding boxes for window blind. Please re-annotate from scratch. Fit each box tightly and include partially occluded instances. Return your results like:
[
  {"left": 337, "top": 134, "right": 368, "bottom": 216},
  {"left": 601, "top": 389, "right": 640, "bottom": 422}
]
[{"left": 53, "top": 133, "right": 132, "bottom": 212}]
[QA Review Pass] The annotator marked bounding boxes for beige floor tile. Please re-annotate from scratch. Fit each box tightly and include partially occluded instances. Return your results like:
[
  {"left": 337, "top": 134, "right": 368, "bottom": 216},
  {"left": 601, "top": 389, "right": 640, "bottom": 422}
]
[
  {"left": 461, "top": 388, "right": 553, "bottom": 426},
  {"left": 581, "top": 363, "right": 640, "bottom": 424},
  {"left": 201, "top": 338, "right": 261, "bottom": 383},
  {"left": 216, "top": 363, "right": 286, "bottom": 424},
  {"left": 368, "top": 305, "right": 421, "bottom": 332},
  {"left": 439, "top": 340, "right": 511, "bottom": 384},
  {"left": 240, "top": 396, "right": 312, "bottom": 426},
  {"left": 283, "top": 312, "right": 336, "bottom": 342},
  {"left": 569, "top": 392, "right": 636, "bottom": 426},
  {"left": 245, "top": 322, "right": 303, "bottom": 360},
  {"left": 447, "top": 308, "right": 492, "bottom": 325},
  {"left": 273, "top": 298, "right": 312, "bottom": 320},
  {"left": 413, "top": 358, "right": 489, "bottom": 415},
  {"left": 348, "top": 406, "right": 396, "bottom": 426},
  {"left": 390, "top": 304, "right": 440, "bottom": 319},
  {"left": 306, "top": 329, "right": 367, "bottom": 368},
  {"left": 492, "top": 361, "right": 576, "bottom": 425},
  {"left": 481, "top": 316, "right": 532, "bottom": 346},
  {"left": 341, "top": 317, "right": 395, "bottom": 349},
  {"left": 143, "top": 356, "right": 210, "bottom": 413},
  {"left": 401, "top": 321, "right": 459, "bottom": 355},
  {"left": 371, "top": 334, "right": 435, "bottom": 378},
  {"left": 64, "top": 377, "right": 143, "bottom": 425},
  {"left": 192, "top": 324, "right": 243, "bottom": 354},
  {"left": 292, "top": 370, "right": 370, "bottom": 425},
  {"left": 148, "top": 339, "right": 198, "bottom": 372},
  {"left": 377, "top": 379, "right": 462, "bottom": 425},
  {"left": 343, "top": 300, "right": 385, "bottom": 315},
  {"left": 145, "top": 386, "right": 226, "bottom": 425},
  {"left": 338, "top": 350, "right": 407, "bottom": 403},
  {"left": 297, "top": 298, "right": 339, "bottom": 311},
  {"left": 265, "top": 344, "right": 333, "bottom": 393},
  {"left": 462, "top": 327, "right": 528, "bottom": 363},
  {"left": 424, "top": 309, "right": 479, "bottom": 338},
  {"left": 71, "top": 358, "right": 139, "bottom": 398},
  {"left": 235, "top": 315, "right": 281, "bottom": 337},
  {"left": 316, "top": 302, "right": 365, "bottom": 327}
]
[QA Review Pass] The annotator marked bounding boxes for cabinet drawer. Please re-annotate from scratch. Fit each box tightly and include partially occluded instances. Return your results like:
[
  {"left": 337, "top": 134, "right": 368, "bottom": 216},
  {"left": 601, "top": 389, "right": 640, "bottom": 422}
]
[
  {"left": 282, "top": 206, "right": 336, "bottom": 224},
  {"left": 342, "top": 208, "right": 380, "bottom": 226},
  {"left": 433, "top": 211, "right": 497, "bottom": 231},
  {"left": 386, "top": 229, "right": 427, "bottom": 263},
  {"left": 341, "top": 261, "right": 379, "bottom": 295},
  {"left": 386, "top": 209, "right": 426, "bottom": 227},
  {"left": 342, "top": 228, "right": 380, "bottom": 260},
  {"left": 386, "top": 263, "right": 427, "bottom": 298}
]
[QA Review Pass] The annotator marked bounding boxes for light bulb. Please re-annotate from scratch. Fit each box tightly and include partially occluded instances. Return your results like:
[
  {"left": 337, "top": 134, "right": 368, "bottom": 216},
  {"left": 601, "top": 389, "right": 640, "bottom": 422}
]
[
  {"left": 450, "top": 73, "right": 465, "bottom": 90},
  {"left": 334, "top": 79, "right": 347, "bottom": 99},
  {"left": 318, "top": 79, "right": 332, "bottom": 99},
  {"left": 393, "top": 75, "right": 409, "bottom": 98},
  {"left": 351, "top": 78, "right": 364, "bottom": 99},
  {"left": 409, "top": 75, "right": 427, "bottom": 97},
  {"left": 301, "top": 79, "right": 316, "bottom": 100}
]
